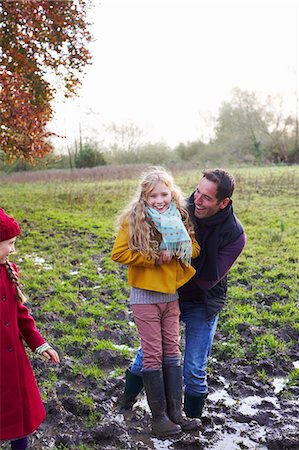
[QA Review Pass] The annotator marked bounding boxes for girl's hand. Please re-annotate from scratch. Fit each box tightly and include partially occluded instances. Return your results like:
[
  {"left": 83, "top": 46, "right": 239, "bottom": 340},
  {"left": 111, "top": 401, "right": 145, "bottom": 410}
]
[
  {"left": 156, "top": 250, "right": 173, "bottom": 265},
  {"left": 41, "top": 348, "right": 60, "bottom": 364}
]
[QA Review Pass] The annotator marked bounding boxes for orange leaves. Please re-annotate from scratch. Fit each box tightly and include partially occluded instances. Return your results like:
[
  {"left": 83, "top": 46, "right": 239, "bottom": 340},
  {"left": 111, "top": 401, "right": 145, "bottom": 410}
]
[
  {"left": 0, "top": 0, "right": 92, "bottom": 162},
  {"left": 0, "top": 70, "right": 54, "bottom": 162}
]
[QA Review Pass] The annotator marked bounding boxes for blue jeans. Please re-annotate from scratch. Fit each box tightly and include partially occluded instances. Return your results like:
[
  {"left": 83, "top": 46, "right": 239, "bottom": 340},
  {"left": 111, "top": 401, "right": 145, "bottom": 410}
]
[
  {"left": 180, "top": 301, "right": 218, "bottom": 396},
  {"left": 130, "top": 301, "right": 218, "bottom": 396}
]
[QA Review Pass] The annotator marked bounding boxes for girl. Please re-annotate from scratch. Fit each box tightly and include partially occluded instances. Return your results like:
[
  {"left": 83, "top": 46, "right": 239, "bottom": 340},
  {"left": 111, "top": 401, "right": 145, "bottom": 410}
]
[
  {"left": 0, "top": 208, "right": 60, "bottom": 450},
  {"left": 111, "top": 166, "right": 201, "bottom": 436}
]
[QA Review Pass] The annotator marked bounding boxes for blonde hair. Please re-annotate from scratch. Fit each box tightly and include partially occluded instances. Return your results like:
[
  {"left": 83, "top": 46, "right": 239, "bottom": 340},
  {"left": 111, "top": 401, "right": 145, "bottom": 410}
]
[
  {"left": 117, "top": 166, "right": 195, "bottom": 259},
  {"left": 4, "top": 260, "right": 27, "bottom": 303}
]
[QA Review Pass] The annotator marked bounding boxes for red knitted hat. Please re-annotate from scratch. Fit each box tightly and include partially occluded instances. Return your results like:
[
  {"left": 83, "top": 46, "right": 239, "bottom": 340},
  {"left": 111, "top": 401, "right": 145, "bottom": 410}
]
[{"left": 0, "top": 208, "right": 21, "bottom": 242}]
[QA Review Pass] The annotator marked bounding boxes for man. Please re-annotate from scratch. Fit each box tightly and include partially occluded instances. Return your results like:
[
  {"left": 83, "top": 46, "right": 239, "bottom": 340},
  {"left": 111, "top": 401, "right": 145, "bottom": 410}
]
[{"left": 120, "top": 168, "right": 246, "bottom": 419}]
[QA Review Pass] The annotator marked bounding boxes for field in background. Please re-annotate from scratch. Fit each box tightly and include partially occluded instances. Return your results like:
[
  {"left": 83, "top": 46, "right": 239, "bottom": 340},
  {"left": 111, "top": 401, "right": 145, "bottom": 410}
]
[{"left": 0, "top": 164, "right": 298, "bottom": 446}]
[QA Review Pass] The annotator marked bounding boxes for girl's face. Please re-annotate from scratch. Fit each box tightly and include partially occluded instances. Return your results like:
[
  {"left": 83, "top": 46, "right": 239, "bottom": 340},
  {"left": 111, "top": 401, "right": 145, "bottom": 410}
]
[
  {"left": 146, "top": 181, "right": 172, "bottom": 213},
  {"left": 0, "top": 237, "right": 17, "bottom": 264}
]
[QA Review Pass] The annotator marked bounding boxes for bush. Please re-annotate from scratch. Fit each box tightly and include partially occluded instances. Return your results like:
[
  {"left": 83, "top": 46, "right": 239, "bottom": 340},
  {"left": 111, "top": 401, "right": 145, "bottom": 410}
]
[{"left": 74, "top": 144, "right": 106, "bottom": 168}]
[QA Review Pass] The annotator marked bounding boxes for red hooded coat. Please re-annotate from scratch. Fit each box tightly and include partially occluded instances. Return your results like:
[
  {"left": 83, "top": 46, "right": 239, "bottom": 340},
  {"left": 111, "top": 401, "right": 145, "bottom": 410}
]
[{"left": 0, "top": 264, "right": 46, "bottom": 440}]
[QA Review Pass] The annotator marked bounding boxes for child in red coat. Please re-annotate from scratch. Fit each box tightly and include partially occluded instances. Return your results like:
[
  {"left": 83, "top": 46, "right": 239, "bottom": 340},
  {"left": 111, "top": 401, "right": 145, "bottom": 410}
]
[{"left": 0, "top": 208, "right": 60, "bottom": 449}]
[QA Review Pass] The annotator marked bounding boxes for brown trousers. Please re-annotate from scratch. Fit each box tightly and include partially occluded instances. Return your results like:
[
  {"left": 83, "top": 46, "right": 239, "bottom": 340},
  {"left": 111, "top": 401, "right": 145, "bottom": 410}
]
[{"left": 131, "top": 300, "right": 181, "bottom": 369}]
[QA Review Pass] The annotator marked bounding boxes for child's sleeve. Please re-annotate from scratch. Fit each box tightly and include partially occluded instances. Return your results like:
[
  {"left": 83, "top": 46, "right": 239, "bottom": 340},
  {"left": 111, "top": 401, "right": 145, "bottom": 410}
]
[
  {"left": 111, "top": 223, "right": 156, "bottom": 268},
  {"left": 17, "top": 302, "right": 46, "bottom": 352},
  {"left": 192, "top": 239, "right": 201, "bottom": 259}
]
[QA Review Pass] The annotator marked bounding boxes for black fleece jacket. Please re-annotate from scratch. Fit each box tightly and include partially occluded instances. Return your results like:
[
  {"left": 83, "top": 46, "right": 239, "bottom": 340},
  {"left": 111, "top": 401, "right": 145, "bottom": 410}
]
[{"left": 179, "top": 193, "right": 246, "bottom": 318}]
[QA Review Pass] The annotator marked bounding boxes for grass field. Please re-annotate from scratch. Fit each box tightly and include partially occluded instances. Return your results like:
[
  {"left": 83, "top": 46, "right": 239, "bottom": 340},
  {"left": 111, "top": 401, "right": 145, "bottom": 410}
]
[{"left": 0, "top": 164, "right": 298, "bottom": 406}]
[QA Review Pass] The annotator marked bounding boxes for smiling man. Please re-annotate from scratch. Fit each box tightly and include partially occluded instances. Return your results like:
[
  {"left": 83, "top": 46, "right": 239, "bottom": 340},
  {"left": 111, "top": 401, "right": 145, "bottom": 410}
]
[
  {"left": 178, "top": 168, "right": 246, "bottom": 418},
  {"left": 120, "top": 168, "right": 246, "bottom": 421}
]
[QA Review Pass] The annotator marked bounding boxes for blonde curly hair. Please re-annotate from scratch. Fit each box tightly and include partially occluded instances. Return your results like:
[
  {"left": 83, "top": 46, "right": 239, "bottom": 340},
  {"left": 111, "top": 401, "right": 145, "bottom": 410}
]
[{"left": 117, "top": 166, "right": 194, "bottom": 259}]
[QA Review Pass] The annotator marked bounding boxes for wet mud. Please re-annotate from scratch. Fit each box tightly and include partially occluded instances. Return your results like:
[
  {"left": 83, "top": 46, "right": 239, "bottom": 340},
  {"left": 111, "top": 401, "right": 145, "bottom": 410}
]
[
  {"left": 2, "top": 296, "right": 298, "bottom": 449},
  {"left": 25, "top": 352, "right": 299, "bottom": 449}
]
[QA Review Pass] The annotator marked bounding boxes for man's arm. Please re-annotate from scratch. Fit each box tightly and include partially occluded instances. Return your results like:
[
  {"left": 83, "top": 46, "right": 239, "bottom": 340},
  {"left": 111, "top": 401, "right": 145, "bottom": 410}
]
[{"left": 197, "top": 232, "right": 247, "bottom": 290}]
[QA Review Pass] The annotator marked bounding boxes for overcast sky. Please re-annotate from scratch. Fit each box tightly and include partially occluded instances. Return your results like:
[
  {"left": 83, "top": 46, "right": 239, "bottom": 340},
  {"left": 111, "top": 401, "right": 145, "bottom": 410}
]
[{"left": 50, "top": 0, "right": 299, "bottom": 149}]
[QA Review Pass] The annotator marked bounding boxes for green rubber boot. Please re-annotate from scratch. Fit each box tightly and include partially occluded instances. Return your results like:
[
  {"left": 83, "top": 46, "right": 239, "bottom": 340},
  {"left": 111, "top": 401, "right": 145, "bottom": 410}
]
[
  {"left": 184, "top": 391, "right": 207, "bottom": 418},
  {"left": 119, "top": 368, "right": 144, "bottom": 413}
]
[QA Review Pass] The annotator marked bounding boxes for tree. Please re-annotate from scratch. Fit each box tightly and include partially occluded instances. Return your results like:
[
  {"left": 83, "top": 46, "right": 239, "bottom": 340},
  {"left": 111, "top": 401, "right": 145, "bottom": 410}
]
[
  {"left": 0, "top": 0, "right": 92, "bottom": 162},
  {"left": 213, "top": 88, "right": 296, "bottom": 164},
  {"left": 174, "top": 140, "right": 207, "bottom": 162},
  {"left": 214, "top": 89, "right": 265, "bottom": 162},
  {"left": 74, "top": 140, "right": 106, "bottom": 168},
  {"left": 105, "top": 121, "right": 144, "bottom": 153}
]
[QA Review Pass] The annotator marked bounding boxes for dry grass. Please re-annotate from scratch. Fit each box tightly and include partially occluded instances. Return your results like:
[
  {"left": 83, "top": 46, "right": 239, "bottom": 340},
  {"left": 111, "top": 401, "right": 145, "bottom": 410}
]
[{"left": 0, "top": 162, "right": 201, "bottom": 184}]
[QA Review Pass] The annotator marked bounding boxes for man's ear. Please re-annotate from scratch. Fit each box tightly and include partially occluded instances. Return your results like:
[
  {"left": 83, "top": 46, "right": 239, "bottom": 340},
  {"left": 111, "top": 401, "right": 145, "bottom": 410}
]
[{"left": 219, "top": 197, "right": 230, "bottom": 210}]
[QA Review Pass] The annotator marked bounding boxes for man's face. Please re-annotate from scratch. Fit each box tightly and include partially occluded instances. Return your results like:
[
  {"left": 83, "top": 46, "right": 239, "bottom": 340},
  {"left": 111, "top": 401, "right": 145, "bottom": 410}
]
[{"left": 193, "top": 177, "right": 229, "bottom": 219}]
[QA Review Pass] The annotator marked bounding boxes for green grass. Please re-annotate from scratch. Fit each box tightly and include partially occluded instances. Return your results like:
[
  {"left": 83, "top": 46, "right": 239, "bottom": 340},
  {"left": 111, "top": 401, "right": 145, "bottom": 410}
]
[{"left": 0, "top": 165, "right": 298, "bottom": 395}]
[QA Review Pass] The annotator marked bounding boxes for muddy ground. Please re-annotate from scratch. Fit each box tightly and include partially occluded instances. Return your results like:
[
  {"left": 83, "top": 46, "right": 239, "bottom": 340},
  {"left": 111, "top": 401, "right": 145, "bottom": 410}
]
[
  {"left": 2, "top": 325, "right": 298, "bottom": 450},
  {"left": 1, "top": 293, "right": 299, "bottom": 450}
]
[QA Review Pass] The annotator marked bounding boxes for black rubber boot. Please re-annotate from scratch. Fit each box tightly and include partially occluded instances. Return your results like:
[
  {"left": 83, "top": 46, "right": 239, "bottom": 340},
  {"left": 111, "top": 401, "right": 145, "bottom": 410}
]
[
  {"left": 119, "top": 368, "right": 144, "bottom": 413},
  {"left": 142, "top": 369, "right": 182, "bottom": 437},
  {"left": 184, "top": 391, "right": 207, "bottom": 418},
  {"left": 163, "top": 365, "right": 201, "bottom": 431},
  {"left": 10, "top": 437, "right": 28, "bottom": 449}
]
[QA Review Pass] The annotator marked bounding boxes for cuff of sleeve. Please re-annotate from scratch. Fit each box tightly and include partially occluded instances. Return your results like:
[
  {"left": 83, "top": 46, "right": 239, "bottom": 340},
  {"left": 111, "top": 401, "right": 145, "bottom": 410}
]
[{"left": 35, "top": 342, "right": 52, "bottom": 354}]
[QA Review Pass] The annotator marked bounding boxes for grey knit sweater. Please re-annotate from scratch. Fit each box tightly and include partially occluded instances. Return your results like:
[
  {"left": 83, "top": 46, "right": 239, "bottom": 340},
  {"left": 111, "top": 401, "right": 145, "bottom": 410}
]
[{"left": 130, "top": 287, "right": 178, "bottom": 305}]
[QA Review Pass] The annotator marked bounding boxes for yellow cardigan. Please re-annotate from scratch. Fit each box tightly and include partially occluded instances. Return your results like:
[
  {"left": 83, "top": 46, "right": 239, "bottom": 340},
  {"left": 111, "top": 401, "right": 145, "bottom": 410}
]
[{"left": 111, "top": 222, "right": 200, "bottom": 294}]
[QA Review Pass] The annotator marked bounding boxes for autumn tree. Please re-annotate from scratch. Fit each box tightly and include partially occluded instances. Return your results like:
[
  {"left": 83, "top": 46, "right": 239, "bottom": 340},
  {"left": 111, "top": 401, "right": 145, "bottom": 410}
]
[{"left": 0, "top": 0, "right": 92, "bottom": 162}]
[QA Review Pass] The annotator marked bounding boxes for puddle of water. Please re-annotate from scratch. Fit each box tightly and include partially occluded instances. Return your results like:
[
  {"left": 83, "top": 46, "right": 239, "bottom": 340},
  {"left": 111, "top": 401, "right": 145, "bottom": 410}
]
[
  {"left": 34, "top": 256, "right": 46, "bottom": 264},
  {"left": 34, "top": 256, "right": 52, "bottom": 270},
  {"left": 209, "top": 421, "right": 268, "bottom": 450},
  {"left": 113, "top": 343, "right": 136, "bottom": 352},
  {"left": 209, "top": 378, "right": 281, "bottom": 414},
  {"left": 109, "top": 412, "right": 125, "bottom": 424},
  {"left": 209, "top": 430, "right": 267, "bottom": 450},
  {"left": 23, "top": 254, "right": 52, "bottom": 270},
  {"left": 271, "top": 363, "right": 299, "bottom": 393},
  {"left": 238, "top": 395, "right": 279, "bottom": 416},
  {"left": 135, "top": 395, "right": 151, "bottom": 412},
  {"left": 151, "top": 438, "right": 174, "bottom": 450},
  {"left": 209, "top": 388, "right": 236, "bottom": 407},
  {"left": 209, "top": 377, "right": 236, "bottom": 406},
  {"left": 272, "top": 376, "right": 287, "bottom": 393},
  {"left": 218, "top": 375, "right": 229, "bottom": 388}
]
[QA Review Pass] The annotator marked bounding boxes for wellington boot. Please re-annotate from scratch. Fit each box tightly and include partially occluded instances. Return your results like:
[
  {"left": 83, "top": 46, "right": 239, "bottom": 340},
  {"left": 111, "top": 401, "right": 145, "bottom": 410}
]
[
  {"left": 184, "top": 391, "right": 207, "bottom": 418},
  {"left": 142, "top": 369, "right": 182, "bottom": 437},
  {"left": 163, "top": 365, "right": 201, "bottom": 431},
  {"left": 119, "top": 368, "right": 143, "bottom": 413}
]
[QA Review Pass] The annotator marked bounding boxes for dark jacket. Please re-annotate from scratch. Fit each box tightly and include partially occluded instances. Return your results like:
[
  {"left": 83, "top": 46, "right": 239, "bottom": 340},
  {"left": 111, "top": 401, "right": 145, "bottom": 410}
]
[{"left": 179, "top": 194, "right": 246, "bottom": 318}]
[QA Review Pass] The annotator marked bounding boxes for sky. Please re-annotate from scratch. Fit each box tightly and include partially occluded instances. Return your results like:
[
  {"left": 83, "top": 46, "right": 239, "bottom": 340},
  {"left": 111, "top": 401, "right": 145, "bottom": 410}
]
[{"left": 50, "top": 0, "right": 299, "bottom": 150}]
